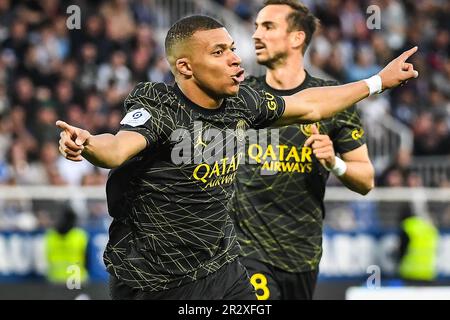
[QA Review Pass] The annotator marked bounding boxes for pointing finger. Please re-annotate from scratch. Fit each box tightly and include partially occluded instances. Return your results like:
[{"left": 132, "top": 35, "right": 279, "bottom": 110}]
[
  {"left": 56, "top": 120, "right": 77, "bottom": 137},
  {"left": 399, "top": 46, "right": 418, "bottom": 62}
]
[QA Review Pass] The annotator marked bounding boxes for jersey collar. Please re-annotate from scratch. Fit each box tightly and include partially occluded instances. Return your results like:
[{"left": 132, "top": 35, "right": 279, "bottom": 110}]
[
  {"left": 260, "top": 71, "right": 313, "bottom": 96},
  {"left": 173, "top": 84, "right": 227, "bottom": 115}
]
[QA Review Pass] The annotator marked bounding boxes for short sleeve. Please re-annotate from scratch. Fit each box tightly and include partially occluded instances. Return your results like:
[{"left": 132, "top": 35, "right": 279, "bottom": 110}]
[
  {"left": 332, "top": 105, "right": 367, "bottom": 154},
  {"left": 119, "top": 82, "right": 174, "bottom": 148},
  {"left": 238, "top": 85, "right": 285, "bottom": 129}
]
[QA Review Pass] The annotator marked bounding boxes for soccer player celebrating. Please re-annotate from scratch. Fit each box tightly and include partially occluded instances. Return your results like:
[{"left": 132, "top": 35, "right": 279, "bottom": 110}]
[
  {"left": 231, "top": 0, "right": 376, "bottom": 300},
  {"left": 57, "top": 15, "right": 418, "bottom": 299}
]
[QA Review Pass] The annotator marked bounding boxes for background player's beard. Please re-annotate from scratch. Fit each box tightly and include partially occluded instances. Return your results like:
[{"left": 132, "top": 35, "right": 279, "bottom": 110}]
[{"left": 257, "top": 51, "right": 288, "bottom": 69}]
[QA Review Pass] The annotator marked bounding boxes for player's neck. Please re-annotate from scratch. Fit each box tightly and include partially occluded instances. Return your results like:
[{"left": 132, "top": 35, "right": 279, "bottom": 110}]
[
  {"left": 177, "top": 81, "right": 223, "bottom": 109},
  {"left": 265, "top": 55, "right": 306, "bottom": 90}
]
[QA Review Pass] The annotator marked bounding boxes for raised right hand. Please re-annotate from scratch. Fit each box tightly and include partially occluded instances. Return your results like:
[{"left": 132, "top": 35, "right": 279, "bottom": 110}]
[
  {"left": 378, "top": 46, "right": 419, "bottom": 90},
  {"left": 56, "top": 120, "right": 91, "bottom": 162}
]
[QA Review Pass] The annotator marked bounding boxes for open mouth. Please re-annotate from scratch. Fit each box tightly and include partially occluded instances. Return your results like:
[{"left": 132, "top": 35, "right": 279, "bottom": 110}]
[{"left": 231, "top": 69, "right": 245, "bottom": 84}]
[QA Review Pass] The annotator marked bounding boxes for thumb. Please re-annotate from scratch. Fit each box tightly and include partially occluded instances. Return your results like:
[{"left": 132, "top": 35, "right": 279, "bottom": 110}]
[
  {"left": 403, "top": 63, "right": 419, "bottom": 79},
  {"left": 75, "top": 130, "right": 90, "bottom": 146},
  {"left": 311, "top": 124, "right": 319, "bottom": 135}
]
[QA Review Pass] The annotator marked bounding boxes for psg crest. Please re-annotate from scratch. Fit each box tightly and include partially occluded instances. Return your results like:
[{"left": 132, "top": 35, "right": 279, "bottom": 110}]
[{"left": 300, "top": 123, "right": 320, "bottom": 137}]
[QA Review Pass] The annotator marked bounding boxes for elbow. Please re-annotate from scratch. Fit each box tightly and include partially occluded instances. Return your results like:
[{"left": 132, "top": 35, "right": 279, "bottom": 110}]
[
  {"left": 90, "top": 155, "right": 127, "bottom": 170},
  {"left": 108, "top": 156, "right": 128, "bottom": 169},
  {"left": 311, "top": 110, "right": 323, "bottom": 123},
  {"left": 302, "top": 109, "right": 323, "bottom": 123},
  {"left": 358, "top": 170, "right": 375, "bottom": 195},
  {"left": 102, "top": 163, "right": 120, "bottom": 170},
  {"left": 308, "top": 108, "right": 337, "bottom": 123},
  {"left": 358, "top": 181, "right": 374, "bottom": 196},
  {"left": 91, "top": 161, "right": 120, "bottom": 170},
  {"left": 113, "top": 149, "right": 137, "bottom": 168}
]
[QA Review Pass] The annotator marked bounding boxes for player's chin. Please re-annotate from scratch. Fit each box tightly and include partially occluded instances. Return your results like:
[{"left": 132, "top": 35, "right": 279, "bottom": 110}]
[
  {"left": 220, "top": 82, "right": 240, "bottom": 96},
  {"left": 255, "top": 54, "right": 268, "bottom": 65},
  {"left": 228, "top": 84, "right": 240, "bottom": 96}
]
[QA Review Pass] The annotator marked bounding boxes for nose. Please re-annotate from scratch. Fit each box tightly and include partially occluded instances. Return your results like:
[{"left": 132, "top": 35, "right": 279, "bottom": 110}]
[
  {"left": 230, "top": 51, "right": 242, "bottom": 67},
  {"left": 252, "top": 26, "right": 261, "bottom": 41}
]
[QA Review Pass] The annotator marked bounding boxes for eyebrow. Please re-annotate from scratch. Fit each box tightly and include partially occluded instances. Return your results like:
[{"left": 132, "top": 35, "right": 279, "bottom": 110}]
[
  {"left": 255, "top": 21, "right": 276, "bottom": 28},
  {"left": 211, "top": 41, "right": 235, "bottom": 51}
]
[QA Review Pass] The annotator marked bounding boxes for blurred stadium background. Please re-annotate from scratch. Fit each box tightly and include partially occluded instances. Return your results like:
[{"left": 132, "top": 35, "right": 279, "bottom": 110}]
[{"left": 0, "top": 0, "right": 449, "bottom": 300}]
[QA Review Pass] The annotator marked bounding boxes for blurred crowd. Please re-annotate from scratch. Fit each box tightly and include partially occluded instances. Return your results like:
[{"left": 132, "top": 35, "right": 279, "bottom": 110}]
[
  {"left": 0, "top": 0, "right": 449, "bottom": 230},
  {"left": 0, "top": 0, "right": 174, "bottom": 230}
]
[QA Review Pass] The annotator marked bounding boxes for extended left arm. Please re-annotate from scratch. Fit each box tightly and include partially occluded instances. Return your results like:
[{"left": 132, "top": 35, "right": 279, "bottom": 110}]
[{"left": 275, "top": 47, "right": 419, "bottom": 126}]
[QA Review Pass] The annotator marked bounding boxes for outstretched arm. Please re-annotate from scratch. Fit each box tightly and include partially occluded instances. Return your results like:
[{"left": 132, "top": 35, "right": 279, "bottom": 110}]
[
  {"left": 56, "top": 121, "right": 147, "bottom": 169},
  {"left": 276, "top": 47, "right": 419, "bottom": 126}
]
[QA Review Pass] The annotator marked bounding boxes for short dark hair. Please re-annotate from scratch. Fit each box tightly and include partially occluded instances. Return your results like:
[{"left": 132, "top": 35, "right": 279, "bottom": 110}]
[
  {"left": 165, "top": 15, "right": 224, "bottom": 58},
  {"left": 263, "top": 0, "right": 320, "bottom": 53}
]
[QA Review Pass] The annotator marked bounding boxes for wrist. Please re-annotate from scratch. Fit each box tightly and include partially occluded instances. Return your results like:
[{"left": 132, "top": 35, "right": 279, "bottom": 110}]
[
  {"left": 325, "top": 156, "right": 347, "bottom": 177},
  {"left": 364, "top": 75, "right": 383, "bottom": 96},
  {"left": 80, "top": 137, "right": 92, "bottom": 156}
]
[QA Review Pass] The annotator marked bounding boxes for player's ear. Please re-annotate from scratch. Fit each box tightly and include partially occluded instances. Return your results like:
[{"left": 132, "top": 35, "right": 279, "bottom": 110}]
[
  {"left": 291, "top": 30, "right": 306, "bottom": 50},
  {"left": 176, "top": 58, "right": 193, "bottom": 78}
]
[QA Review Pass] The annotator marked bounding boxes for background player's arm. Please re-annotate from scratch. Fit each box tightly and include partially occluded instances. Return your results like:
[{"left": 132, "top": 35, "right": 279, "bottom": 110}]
[
  {"left": 339, "top": 145, "right": 375, "bottom": 195},
  {"left": 276, "top": 47, "right": 419, "bottom": 126},
  {"left": 56, "top": 121, "right": 147, "bottom": 169}
]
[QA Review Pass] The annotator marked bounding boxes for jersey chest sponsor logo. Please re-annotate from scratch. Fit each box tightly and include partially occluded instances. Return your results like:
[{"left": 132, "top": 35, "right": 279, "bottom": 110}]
[
  {"left": 171, "top": 121, "right": 249, "bottom": 189},
  {"left": 192, "top": 153, "right": 243, "bottom": 188},
  {"left": 248, "top": 144, "right": 314, "bottom": 174}
]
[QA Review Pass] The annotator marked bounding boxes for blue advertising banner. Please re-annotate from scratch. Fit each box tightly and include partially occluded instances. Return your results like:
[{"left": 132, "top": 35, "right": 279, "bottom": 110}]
[
  {"left": 0, "top": 230, "right": 109, "bottom": 282},
  {"left": 319, "top": 229, "right": 450, "bottom": 279},
  {"left": 1, "top": 230, "right": 450, "bottom": 281}
]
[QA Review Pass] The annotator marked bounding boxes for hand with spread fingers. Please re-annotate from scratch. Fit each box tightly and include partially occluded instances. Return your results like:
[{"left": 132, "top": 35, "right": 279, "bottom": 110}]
[
  {"left": 56, "top": 120, "right": 91, "bottom": 162},
  {"left": 304, "top": 124, "right": 336, "bottom": 170}
]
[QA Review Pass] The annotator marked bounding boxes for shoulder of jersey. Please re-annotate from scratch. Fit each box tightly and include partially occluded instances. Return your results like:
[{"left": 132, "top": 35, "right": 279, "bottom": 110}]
[
  {"left": 242, "top": 75, "right": 265, "bottom": 90},
  {"left": 307, "top": 74, "right": 340, "bottom": 88},
  {"left": 129, "top": 81, "right": 171, "bottom": 97},
  {"left": 125, "top": 82, "right": 174, "bottom": 110}
]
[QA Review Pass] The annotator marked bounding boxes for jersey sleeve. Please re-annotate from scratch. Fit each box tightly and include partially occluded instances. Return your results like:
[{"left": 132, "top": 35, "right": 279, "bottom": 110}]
[
  {"left": 317, "top": 79, "right": 366, "bottom": 154},
  {"left": 332, "top": 104, "right": 367, "bottom": 154},
  {"left": 119, "top": 82, "right": 174, "bottom": 148},
  {"left": 238, "top": 85, "right": 286, "bottom": 129}
]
